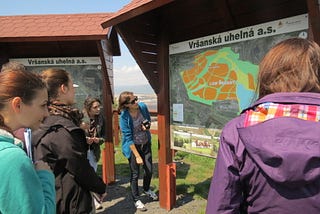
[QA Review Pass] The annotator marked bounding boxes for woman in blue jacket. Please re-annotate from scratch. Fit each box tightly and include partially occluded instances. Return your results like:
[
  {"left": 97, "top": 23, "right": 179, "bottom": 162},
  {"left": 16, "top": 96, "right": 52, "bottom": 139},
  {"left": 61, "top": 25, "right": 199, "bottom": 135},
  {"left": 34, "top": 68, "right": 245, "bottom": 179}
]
[
  {"left": 118, "top": 91, "right": 158, "bottom": 211},
  {"left": 0, "top": 67, "right": 55, "bottom": 213}
]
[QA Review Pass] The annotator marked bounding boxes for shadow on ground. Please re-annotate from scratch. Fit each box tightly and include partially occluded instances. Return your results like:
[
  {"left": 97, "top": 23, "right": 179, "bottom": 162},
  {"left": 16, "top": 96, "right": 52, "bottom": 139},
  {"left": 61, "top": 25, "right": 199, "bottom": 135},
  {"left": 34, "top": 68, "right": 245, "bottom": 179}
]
[
  {"left": 96, "top": 177, "right": 165, "bottom": 214},
  {"left": 96, "top": 175, "right": 208, "bottom": 213},
  {"left": 96, "top": 151, "right": 209, "bottom": 214}
]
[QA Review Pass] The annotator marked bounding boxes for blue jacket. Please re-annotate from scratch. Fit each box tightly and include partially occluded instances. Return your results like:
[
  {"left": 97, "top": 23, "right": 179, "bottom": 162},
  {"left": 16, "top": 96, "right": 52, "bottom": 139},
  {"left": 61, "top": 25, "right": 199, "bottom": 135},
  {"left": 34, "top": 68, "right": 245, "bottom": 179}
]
[
  {"left": 206, "top": 92, "right": 320, "bottom": 214},
  {"left": 120, "top": 102, "right": 151, "bottom": 158}
]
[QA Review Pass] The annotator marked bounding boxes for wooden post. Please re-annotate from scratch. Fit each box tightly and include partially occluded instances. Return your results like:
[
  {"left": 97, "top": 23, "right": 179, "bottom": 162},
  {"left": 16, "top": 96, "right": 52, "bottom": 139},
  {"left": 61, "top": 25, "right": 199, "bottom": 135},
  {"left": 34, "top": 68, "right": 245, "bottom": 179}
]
[
  {"left": 100, "top": 94, "right": 116, "bottom": 184},
  {"left": 101, "top": 95, "right": 116, "bottom": 184},
  {"left": 102, "top": 140, "right": 115, "bottom": 184},
  {"left": 157, "top": 23, "right": 176, "bottom": 210},
  {"left": 97, "top": 41, "right": 116, "bottom": 184}
]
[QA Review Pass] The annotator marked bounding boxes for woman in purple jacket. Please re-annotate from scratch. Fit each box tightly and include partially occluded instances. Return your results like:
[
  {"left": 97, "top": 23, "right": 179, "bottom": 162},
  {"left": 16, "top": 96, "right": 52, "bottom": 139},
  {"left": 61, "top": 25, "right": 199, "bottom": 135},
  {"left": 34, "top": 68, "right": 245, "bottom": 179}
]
[{"left": 206, "top": 38, "right": 320, "bottom": 213}]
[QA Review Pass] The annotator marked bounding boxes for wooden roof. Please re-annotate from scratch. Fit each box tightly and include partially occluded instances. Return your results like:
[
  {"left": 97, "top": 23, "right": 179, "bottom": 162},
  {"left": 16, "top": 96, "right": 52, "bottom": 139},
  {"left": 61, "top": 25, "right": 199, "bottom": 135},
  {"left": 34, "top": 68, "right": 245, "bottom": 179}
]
[
  {"left": 0, "top": 13, "right": 120, "bottom": 59},
  {"left": 101, "top": 0, "right": 174, "bottom": 28},
  {"left": 0, "top": 13, "right": 112, "bottom": 42},
  {"left": 0, "top": 12, "right": 120, "bottom": 104},
  {"left": 101, "top": 0, "right": 319, "bottom": 94}
]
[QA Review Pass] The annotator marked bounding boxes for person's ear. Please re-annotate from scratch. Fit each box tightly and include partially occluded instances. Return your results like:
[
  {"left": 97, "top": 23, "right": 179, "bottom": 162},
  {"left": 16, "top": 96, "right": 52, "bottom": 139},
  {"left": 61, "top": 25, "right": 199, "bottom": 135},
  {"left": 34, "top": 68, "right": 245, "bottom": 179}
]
[
  {"left": 60, "top": 84, "right": 68, "bottom": 94},
  {"left": 11, "top": 97, "right": 23, "bottom": 113}
]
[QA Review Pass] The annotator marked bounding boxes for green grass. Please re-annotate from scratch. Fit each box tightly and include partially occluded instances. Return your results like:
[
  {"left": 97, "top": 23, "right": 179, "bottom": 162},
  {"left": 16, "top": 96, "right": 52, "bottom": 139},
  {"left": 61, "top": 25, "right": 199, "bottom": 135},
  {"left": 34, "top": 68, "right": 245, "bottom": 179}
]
[{"left": 98, "top": 134, "right": 215, "bottom": 212}]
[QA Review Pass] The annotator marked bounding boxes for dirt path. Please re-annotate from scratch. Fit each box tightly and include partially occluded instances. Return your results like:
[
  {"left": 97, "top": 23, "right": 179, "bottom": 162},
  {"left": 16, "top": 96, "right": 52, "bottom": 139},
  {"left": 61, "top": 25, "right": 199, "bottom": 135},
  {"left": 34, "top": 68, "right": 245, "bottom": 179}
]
[{"left": 96, "top": 176, "right": 207, "bottom": 214}]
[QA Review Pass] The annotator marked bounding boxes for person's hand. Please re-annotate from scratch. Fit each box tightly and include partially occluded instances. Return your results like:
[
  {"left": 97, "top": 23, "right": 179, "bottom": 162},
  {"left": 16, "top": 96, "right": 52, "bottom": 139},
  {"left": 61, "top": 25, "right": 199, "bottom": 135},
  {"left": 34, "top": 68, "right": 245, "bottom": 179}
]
[
  {"left": 136, "top": 156, "right": 143, "bottom": 165},
  {"left": 86, "top": 137, "right": 94, "bottom": 145},
  {"left": 80, "top": 122, "right": 89, "bottom": 130},
  {"left": 141, "top": 124, "right": 147, "bottom": 131},
  {"left": 34, "top": 160, "right": 52, "bottom": 171},
  {"left": 93, "top": 137, "right": 100, "bottom": 144}
]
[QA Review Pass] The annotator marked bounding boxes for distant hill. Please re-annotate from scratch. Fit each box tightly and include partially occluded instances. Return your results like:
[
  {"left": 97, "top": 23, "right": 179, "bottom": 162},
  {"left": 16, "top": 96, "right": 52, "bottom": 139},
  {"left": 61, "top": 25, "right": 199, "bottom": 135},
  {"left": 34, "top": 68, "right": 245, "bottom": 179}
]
[{"left": 114, "top": 84, "right": 155, "bottom": 96}]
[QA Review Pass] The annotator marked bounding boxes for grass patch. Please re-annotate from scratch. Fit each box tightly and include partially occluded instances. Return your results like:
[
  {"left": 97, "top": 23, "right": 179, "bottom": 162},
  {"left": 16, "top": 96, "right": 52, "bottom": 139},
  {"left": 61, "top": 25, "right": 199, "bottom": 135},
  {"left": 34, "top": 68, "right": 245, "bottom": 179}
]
[{"left": 98, "top": 134, "right": 215, "bottom": 213}]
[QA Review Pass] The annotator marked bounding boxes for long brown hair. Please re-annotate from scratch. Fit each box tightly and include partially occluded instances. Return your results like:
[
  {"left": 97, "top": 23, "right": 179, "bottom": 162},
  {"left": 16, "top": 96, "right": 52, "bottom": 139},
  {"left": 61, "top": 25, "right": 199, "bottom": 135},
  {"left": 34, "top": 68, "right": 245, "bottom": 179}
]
[
  {"left": 83, "top": 97, "right": 101, "bottom": 117},
  {"left": 0, "top": 69, "right": 46, "bottom": 132},
  {"left": 258, "top": 38, "right": 320, "bottom": 99}
]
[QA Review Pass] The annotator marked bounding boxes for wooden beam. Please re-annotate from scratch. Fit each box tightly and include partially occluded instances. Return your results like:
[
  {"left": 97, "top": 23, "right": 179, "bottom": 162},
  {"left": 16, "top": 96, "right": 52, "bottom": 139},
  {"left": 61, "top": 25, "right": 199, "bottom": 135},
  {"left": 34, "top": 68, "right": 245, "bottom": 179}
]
[
  {"left": 0, "top": 35, "right": 106, "bottom": 43},
  {"left": 2, "top": 41, "right": 100, "bottom": 58},
  {"left": 108, "top": 27, "right": 121, "bottom": 56},
  {"left": 307, "top": 0, "right": 320, "bottom": 44}
]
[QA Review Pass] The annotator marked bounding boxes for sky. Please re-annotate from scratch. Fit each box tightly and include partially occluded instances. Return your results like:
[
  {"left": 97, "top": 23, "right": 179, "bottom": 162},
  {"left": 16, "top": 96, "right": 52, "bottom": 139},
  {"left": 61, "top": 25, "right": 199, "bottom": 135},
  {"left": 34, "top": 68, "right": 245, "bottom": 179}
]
[{"left": 0, "top": 0, "right": 152, "bottom": 90}]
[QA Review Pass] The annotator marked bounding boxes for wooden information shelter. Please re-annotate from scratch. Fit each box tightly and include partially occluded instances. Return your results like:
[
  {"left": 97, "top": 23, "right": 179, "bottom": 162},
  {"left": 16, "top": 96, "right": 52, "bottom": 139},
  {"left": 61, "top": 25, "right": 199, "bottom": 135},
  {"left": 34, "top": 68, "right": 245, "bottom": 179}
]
[
  {"left": 101, "top": 0, "right": 320, "bottom": 210},
  {"left": 0, "top": 13, "right": 119, "bottom": 184}
]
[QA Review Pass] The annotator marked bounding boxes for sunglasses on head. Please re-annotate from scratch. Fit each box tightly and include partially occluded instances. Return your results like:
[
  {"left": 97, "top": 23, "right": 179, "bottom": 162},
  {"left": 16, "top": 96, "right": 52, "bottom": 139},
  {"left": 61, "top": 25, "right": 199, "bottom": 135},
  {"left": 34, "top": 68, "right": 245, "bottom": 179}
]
[{"left": 127, "top": 96, "right": 138, "bottom": 105}]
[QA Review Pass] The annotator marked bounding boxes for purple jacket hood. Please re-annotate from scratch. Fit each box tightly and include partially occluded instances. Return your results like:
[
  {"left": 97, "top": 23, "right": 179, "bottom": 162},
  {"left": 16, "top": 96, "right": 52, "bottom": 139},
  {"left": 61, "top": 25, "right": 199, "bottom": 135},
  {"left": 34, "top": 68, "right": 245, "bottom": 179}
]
[
  {"left": 238, "top": 92, "right": 320, "bottom": 188},
  {"left": 238, "top": 117, "right": 320, "bottom": 187},
  {"left": 206, "top": 92, "right": 320, "bottom": 214}
]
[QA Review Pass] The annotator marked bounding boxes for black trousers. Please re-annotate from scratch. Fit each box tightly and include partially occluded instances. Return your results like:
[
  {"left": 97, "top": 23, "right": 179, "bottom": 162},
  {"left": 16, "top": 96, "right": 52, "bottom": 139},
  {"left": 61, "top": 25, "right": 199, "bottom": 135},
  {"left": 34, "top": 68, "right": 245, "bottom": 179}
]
[{"left": 128, "top": 143, "right": 153, "bottom": 201}]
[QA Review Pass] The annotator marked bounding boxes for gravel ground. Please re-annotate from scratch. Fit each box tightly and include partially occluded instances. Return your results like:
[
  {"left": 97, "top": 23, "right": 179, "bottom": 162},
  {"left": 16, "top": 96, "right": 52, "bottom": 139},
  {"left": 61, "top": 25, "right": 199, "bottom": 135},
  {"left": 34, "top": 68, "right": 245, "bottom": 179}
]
[{"left": 96, "top": 176, "right": 207, "bottom": 214}]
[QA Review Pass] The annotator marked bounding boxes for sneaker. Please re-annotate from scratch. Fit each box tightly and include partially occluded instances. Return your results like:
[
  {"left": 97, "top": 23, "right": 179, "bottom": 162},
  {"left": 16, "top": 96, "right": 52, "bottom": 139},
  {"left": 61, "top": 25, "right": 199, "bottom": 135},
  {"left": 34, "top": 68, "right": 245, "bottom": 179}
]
[
  {"left": 93, "top": 193, "right": 102, "bottom": 210},
  {"left": 144, "top": 189, "right": 158, "bottom": 200},
  {"left": 95, "top": 203, "right": 103, "bottom": 210},
  {"left": 135, "top": 200, "right": 147, "bottom": 212}
]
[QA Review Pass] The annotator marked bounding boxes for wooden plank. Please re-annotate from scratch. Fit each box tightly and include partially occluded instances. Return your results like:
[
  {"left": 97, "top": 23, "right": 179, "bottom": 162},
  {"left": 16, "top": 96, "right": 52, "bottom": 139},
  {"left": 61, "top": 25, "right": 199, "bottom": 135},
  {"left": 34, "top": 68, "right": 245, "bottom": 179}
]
[
  {"left": 307, "top": 0, "right": 320, "bottom": 44},
  {"left": 169, "top": 20, "right": 231, "bottom": 44},
  {"left": 139, "top": 51, "right": 158, "bottom": 62},
  {"left": 108, "top": 28, "right": 121, "bottom": 56},
  {"left": 3, "top": 41, "right": 100, "bottom": 58},
  {"left": 0, "top": 35, "right": 106, "bottom": 43},
  {"left": 228, "top": 0, "right": 296, "bottom": 14},
  {"left": 116, "top": 22, "right": 160, "bottom": 93},
  {"left": 136, "top": 41, "right": 158, "bottom": 54},
  {"left": 118, "top": 17, "right": 159, "bottom": 44},
  {"left": 169, "top": 0, "right": 307, "bottom": 44},
  {"left": 101, "top": 0, "right": 174, "bottom": 28}
]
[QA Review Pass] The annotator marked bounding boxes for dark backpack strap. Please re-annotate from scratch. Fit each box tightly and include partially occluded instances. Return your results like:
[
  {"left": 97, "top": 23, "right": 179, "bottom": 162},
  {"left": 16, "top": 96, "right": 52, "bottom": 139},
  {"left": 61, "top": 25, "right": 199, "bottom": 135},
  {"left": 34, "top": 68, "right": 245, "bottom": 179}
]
[
  {"left": 33, "top": 124, "right": 64, "bottom": 146},
  {"left": 32, "top": 124, "right": 64, "bottom": 164}
]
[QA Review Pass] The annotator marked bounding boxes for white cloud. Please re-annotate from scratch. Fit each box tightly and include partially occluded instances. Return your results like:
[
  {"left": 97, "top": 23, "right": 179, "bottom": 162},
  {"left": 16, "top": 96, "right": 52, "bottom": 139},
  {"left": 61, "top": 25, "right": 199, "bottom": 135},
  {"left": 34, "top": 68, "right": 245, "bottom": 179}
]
[{"left": 114, "top": 64, "right": 149, "bottom": 86}]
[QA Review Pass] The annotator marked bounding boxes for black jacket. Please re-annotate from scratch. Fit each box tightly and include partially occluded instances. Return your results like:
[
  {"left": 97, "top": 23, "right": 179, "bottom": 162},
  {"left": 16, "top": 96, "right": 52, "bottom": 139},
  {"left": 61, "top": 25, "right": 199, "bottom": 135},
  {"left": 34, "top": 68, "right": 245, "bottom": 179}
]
[
  {"left": 82, "top": 113, "right": 105, "bottom": 161},
  {"left": 32, "top": 115, "right": 106, "bottom": 214}
]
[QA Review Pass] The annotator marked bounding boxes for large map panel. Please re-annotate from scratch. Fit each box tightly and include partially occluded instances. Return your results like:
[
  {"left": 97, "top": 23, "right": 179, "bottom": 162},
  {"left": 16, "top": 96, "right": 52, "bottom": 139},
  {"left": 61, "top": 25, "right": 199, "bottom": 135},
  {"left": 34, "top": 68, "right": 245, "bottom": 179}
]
[{"left": 169, "top": 14, "right": 308, "bottom": 157}]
